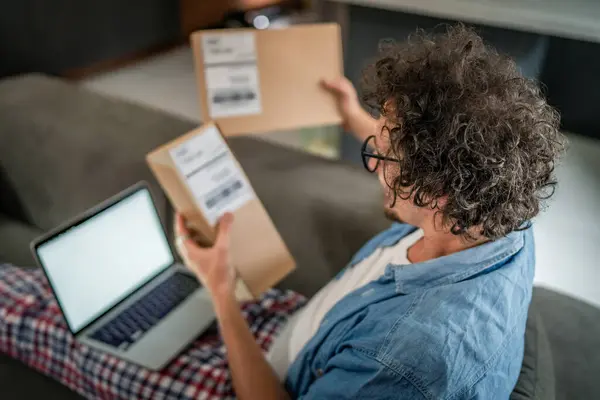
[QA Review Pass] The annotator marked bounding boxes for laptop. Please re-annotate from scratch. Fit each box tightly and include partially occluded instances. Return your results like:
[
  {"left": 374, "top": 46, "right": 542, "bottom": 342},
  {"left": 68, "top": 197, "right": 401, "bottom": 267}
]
[{"left": 30, "top": 182, "right": 216, "bottom": 370}]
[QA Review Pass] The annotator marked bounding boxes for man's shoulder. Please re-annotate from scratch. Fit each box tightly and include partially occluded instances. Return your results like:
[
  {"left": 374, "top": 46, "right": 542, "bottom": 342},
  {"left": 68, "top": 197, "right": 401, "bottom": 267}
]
[
  {"left": 291, "top": 230, "right": 534, "bottom": 398},
  {"left": 355, "top": 263, "right": 531, "bottom": 398}
]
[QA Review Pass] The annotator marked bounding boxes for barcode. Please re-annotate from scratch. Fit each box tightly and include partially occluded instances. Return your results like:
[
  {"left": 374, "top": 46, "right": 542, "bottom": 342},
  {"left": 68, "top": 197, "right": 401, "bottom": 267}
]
[
  {"left": 205, "top": 180, "right": 243, "bottom": 210},
  {"left": 212, "top": 89, "right": 256, "bottom": 105},
  {"left": 208, "top": 47, "right": 233, "bottom": 56}
]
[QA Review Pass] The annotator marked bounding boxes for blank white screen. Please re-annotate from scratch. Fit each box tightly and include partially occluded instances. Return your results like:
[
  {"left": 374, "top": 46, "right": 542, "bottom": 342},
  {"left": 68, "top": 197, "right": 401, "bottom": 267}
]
[{"left": 37, "top": 188, "right": 174, "bottom": 333}]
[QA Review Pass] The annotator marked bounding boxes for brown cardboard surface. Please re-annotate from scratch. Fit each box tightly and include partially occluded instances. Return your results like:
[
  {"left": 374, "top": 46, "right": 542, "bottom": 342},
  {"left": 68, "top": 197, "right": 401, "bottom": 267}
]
[
  {"left": 191, "top": 23, "right": 343, "bottom": 136},
  {"left": 146, "top": 123, "right": 295, "bottom": 300}
]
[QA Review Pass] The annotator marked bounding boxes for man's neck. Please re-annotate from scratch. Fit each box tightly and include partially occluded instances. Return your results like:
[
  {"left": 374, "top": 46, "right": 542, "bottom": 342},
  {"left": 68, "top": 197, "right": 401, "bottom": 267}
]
[{"left": 407, "top": 228, "right": 487, "bottom": 264}]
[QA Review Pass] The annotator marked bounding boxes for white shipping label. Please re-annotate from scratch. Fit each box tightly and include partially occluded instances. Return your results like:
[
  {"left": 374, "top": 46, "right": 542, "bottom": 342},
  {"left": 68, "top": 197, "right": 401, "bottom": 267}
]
[
  {"left": 202, "top": 32, "right": 257, "bottom": 65},
  {"left": 169, "top": 126, "right": 256, "bottom": 226},
  {"left": 205, "top": 64, "right": 262, "bottom": 119}
]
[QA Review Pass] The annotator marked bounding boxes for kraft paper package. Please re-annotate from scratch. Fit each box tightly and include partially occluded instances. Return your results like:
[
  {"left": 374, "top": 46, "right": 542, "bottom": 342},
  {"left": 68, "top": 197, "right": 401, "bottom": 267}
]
[
  {"left": 190, "top": 23, "right": 343, "bottom": 136},
  {"left": 146, "top": 123, "right": 296, "bottom": 301}
]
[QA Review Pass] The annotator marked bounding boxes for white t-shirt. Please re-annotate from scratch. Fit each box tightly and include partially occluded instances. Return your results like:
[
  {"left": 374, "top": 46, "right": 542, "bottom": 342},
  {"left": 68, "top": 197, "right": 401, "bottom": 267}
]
[{"left": 267, "top": 228, "right": 424, "bottom": 380}]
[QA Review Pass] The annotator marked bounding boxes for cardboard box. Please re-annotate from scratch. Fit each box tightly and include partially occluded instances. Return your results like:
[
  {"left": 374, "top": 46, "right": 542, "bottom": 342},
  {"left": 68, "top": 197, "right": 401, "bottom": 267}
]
[
  {"left": 191, "top": 23, "right": 343, "bottom": 136},
  {"left": 146, "top": 123, "right": 296, "bottom": 300}
]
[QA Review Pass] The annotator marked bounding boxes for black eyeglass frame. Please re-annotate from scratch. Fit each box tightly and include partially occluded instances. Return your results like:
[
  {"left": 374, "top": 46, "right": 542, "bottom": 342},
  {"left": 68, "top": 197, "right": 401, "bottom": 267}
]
[{"left": 360, "top": 135, "right": 400, "bottom": 172}]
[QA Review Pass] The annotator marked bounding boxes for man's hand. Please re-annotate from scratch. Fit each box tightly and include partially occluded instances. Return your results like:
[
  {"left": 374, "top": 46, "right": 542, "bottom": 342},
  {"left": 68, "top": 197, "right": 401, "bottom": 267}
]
[
  {"left": 175, "top": 213, "right": 236, "bottom": 298},
  {"left": 176, "top": 213, "right": 290, "bottom": 400},
  {"left": 321, "top": 77, "right": 361, "bottom": 131},
  {"left": 322, "top": 77, "right": 378, "bottom": 142}
]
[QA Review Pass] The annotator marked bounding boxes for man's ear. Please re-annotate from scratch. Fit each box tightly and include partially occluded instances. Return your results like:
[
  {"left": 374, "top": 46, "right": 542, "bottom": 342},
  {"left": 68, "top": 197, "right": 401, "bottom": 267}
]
[
  {"left": 430, "top": 196, "right": 451, "bottom": 233},
  {"left": 431, "top": 196, "right": 448, "bottom": 210}
]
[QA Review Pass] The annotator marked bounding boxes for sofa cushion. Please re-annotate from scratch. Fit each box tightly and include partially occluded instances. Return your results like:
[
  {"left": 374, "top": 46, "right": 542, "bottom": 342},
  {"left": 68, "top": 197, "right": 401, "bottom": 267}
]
[
  {"left": 0, "top": 74, "right": 196, "bottom": 232},
  {"left": 532, "top": 287, "right": 600, "bottom": 399},
  {"left": 0, "top": 165, "right": 30, "bottom": 222},
  {"left": 0, "top": 215, "right": 44, "bottom": 265},
  {"left": 511, "top": 304, "right": 555, "bottom": 400}
]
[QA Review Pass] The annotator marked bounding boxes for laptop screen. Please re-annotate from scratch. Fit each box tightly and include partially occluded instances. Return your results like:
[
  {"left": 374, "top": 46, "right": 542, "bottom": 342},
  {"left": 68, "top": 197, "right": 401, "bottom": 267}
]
[{"left": 36, "top": 187, "right": 174, "bottom": 333}]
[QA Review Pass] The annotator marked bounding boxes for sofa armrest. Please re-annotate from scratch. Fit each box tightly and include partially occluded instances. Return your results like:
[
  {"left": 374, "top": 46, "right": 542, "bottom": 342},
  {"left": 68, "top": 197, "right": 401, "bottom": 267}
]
[
  {"left": 531, "top": 287, "right": 600, "bottom": 399},
  {"left": 0, "top": 214, "right": 44, "bottom": 266},
  {"left": 229, "top": 136, "right": 389, "bottom": 298},
  {"left": 511, "top": 306, "right": 555, "bottom": 400}
]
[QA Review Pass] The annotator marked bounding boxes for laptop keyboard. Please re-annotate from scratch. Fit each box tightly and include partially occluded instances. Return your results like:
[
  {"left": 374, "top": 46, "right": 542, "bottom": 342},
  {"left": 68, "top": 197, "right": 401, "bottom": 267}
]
[{"left": 89, "top": 272, "right": 200, "bottom": 350}]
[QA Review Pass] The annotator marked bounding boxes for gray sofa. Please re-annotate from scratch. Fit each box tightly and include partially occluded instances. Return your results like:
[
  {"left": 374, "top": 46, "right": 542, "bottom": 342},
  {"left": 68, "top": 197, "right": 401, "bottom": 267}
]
[{"left": 0, "top": 75, "right": 598, "bottom": 399}]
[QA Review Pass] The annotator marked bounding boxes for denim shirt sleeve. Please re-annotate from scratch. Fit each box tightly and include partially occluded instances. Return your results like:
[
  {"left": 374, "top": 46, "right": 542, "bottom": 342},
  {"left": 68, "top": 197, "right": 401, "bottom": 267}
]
[{"left": 296, "top": 348, "right": 425, "bottom": 400}]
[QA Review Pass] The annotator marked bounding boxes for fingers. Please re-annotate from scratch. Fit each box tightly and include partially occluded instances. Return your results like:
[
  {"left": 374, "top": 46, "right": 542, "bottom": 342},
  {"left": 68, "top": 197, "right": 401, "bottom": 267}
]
[
  {"left": 175, "top": 213, "right": 233, "bottom": 262},
  {"left": 174, "top": 213, "right": 202, "bottom": 264},
  {"left": 175, "top": 213, "right": 190, "bottom": 237},
  {"left": 178, "top": 214, "right": 234, "bottom": 285},
  {"left": 215, "top": 213, "right": 234, "bottom": 249},
  {"left": 321, "top": 77, "right": 349, "bottom": 94}
]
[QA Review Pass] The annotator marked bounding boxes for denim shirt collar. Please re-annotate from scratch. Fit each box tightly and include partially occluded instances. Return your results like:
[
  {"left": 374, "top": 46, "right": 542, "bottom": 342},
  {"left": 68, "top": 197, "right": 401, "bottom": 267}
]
[{"left": 351, "top": 223, "right": 526, "bottom": 294}]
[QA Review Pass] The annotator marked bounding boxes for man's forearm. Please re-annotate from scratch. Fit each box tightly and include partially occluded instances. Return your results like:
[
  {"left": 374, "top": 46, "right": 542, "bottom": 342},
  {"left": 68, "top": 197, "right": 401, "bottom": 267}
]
[
  {"left": 348, "top": 107, "right": 378, "bottom": 142},
  {"left": 213, "top": 290, "right": 290, "bottom": 400}
]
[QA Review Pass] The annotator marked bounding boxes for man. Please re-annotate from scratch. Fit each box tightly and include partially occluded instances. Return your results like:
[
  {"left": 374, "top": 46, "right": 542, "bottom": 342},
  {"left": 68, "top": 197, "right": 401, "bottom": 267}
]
[
  {"left": 0, "top": 25, "right": 564, "bottom": 399},
  {"left": 176, "top": 25, "right": 564, "bottom": 399}
]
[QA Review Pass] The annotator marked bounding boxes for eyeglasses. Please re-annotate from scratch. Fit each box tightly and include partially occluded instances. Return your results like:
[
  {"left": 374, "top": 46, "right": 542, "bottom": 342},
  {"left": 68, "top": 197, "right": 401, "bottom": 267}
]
[{"left": 361, "top": 135, "right": 400, "bottom": 173}]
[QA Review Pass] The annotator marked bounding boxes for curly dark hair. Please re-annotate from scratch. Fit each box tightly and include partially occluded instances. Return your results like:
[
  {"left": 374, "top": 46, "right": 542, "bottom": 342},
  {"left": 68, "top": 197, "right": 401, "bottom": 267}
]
[{"left": 361, "top": 25, "right": 565, "bottom": 240}]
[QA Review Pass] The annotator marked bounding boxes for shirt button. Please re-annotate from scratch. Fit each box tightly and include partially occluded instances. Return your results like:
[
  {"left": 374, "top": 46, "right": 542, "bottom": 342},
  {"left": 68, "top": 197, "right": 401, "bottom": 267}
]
[{"left": 316, "top": 368, "right": 324, "bottom": 377}]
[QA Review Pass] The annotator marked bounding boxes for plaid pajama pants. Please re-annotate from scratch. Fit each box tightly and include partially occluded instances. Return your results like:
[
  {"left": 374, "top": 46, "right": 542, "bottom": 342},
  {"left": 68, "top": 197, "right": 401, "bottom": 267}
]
[{"left": 0, "top": 265, "right": 306, "bottom": 399}]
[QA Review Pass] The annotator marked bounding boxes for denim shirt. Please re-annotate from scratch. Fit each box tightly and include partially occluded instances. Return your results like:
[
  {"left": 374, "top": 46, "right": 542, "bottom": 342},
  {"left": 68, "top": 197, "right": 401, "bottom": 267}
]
[{"left": 285, "top": 223, "right": 534, "bottom": 399}]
